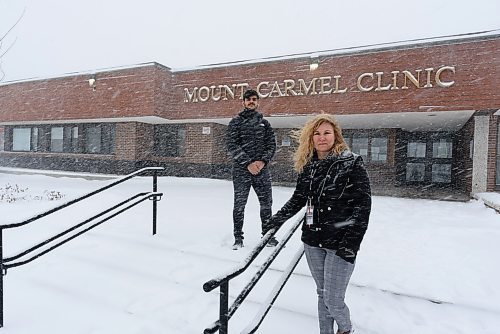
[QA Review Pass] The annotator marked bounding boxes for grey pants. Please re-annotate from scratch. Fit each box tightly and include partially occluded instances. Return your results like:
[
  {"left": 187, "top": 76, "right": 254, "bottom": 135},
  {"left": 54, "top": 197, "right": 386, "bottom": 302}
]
[
  {"left": 304, "top": 244, "right": 355, "bottom": 334},
  {"left": 232, "top": 166, "right": 272, "bottom": 239}
]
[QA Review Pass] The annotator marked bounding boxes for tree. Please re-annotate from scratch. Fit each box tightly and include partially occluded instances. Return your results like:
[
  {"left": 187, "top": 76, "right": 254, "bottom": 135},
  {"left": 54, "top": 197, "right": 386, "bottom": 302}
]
[{"left": 0, "top": 7, "right": 25, "bottom": 81}]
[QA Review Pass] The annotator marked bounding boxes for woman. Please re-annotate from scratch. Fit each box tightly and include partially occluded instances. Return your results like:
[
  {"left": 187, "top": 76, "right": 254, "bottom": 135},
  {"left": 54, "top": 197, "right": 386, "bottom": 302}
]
[{"left": 267, "top": 114, "right": 371, "bottom": 334}]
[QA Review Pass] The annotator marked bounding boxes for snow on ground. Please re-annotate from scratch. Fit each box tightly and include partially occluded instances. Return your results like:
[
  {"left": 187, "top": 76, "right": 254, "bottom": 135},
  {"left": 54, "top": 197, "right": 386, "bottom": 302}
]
[{"left": 0, "top": 170, "right": 499, "bottom": 334}]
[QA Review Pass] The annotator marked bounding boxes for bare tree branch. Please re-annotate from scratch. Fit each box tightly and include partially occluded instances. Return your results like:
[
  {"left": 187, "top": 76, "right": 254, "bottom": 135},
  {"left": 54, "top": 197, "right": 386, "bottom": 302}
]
[
  {"left": 0, "top": 7, "right": 26, "bottom": 81},
  {"left": 0, "top": 7, "right": 26, "bottom": 42}
]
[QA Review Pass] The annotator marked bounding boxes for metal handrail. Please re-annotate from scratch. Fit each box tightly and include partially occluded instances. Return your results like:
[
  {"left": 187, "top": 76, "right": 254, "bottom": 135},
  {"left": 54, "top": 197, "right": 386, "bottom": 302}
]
[
  {"left": 203, "top": 208, "right": 305, "bottom": 334},
  {"left": 4, "top": 192, "right": 161, "bottom": 269},
  {"left": 0, "top": 167, "right": 164, "bottom": 327},
  {"left": 0, "top": 167, "right": 164, "bottom": 230},
  {"left": 241, "top": 246, "right": 305, "bottom": 334}
]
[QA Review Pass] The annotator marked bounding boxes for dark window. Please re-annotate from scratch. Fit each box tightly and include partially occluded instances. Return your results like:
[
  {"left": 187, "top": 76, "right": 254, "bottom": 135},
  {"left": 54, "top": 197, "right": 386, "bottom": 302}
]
[
  {"left": 371, "top": 137, "right": 388, "bottom": 162},
  {"left": 408, "top": 142, "right": 426, "bottom": 158},
  {"left": 83, "top": 124, "right": 114, "bottom": 154},
  {"left": 342, "top": 133, "right": 352, "bottom": 147},
  {"left": 154, "top": 124, "right": 186, "bottom": 157},
  {"left": 8, "top": 124, "right": 113, "bottom": 154},
  {"left": 343, "top": 131, "right": 388, "bottom": 163},
  {"left": 70, "top": 126, "right": 79, "bottom": 153},
  {"left": 85, "top": 126, "right": 101, "bottom": 153},
  {"left": 352, "top": 136, "right": 368, "bottom": 160},
  {"left": 432, "top": 164, "right": 452, "bottom": 183},
  {"left": 406, "top": 163, "right": 426, "bottom": 182},
  {"left": 402, "top": 132, "right": 454, "bottom": 185},
  {"left": 31, "top": 128, "right": 39, "bottom": 151},
  {"left": 50, "top": 127, "right": 64, "bottom": 152},
  {"left": 432, "top": 139, "right": 452, "bottom": 158}
]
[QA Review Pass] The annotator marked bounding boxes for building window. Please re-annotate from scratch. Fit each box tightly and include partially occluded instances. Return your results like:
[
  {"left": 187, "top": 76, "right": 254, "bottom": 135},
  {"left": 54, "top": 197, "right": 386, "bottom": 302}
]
[
  {"left": 154, "top": 124, "right": 186, "bottom": 157},
  {"left": 432, "top": 164, "right": 451, "bottom": 183},
  {"left": 50, "top": 127, "right": 64, "bottom": 152},
  {"left": 12, "top": 128, "right": 32, "bottom": 151},
  {"left": 177, "top": 128, "right": 186, "bottom": 156},
  {"left": 408, "top": 142, "right": 426, "bottom": 158},
  {"left": 85, "top": 126, "right": 102, "bottom": 153},
  {"left": 343, "top": 134, "right": 352, "bottom": 147},
  {"left": 370, "top": 137, "right": 388, "bottom": 162},
  {"left": 0, "top": 128, "right": 4, "bottom": 151},
  {"left": 281, "top": 135, "right": 291, "bottom": 147},
  {"left": 406, "top": 163, "right": 425, "bottom": 182},
  {"left": 433, "top": 139, "right": 452, "bottom": 158},
  {"left": 31, "top": 128, "right": 39, "bottom": 151},
  {"left": 352, "top": 137, "right": 368, "bottom": 160},
  {"left": 70, "top": 126, "right": 79, "bottom": 153},
  {"left": 9, "top": 124, "right": 113, "bottom": 154}
]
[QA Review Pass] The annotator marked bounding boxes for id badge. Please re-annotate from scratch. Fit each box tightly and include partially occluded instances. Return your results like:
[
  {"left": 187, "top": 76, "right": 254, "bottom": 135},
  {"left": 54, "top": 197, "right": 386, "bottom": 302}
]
[{"left": 306, "top": 197, "right": 314, "bottom": 226}]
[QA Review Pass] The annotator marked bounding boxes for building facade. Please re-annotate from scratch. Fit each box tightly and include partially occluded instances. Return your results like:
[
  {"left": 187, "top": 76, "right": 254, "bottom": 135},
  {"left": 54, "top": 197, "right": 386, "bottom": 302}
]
[{"left": 1, "top": 33, "right": 499, "bottom": 199}]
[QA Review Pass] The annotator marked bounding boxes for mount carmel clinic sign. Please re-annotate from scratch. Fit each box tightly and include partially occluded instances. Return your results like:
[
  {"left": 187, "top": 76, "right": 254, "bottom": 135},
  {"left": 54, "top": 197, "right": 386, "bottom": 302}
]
[{"left": 183, "top": 65, "right": 456, "bottom": 103}]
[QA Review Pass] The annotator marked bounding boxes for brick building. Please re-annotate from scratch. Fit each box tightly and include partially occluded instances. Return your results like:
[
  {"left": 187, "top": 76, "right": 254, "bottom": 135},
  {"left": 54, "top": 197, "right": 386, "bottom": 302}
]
[{"left": 0, "top": 33, "right": 499, "bottom": 199}]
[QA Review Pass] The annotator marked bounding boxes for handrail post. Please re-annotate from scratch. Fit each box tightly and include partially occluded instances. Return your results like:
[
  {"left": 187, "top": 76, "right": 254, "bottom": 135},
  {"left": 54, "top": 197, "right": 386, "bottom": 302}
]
[
  {"left": 152, "top": 170, "right": 158, "bottom": 235},
  {"left": 0, "top": 229, "right": 4, "bottom": 328},
  {"left": 220, "top": 281, "right": 229, "bottom": 334}
]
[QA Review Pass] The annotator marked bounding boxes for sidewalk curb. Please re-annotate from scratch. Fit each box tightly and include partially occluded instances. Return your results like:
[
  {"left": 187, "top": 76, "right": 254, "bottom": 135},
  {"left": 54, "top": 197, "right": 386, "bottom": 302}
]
[{"left": 472, "top": 193, "right": 500, "bottom": 214}]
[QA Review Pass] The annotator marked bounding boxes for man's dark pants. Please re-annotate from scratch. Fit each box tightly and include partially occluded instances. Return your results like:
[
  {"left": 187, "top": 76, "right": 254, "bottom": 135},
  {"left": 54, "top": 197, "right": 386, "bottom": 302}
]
[{"left": 232, "top": 166, "right": 273, "bottom": 240}]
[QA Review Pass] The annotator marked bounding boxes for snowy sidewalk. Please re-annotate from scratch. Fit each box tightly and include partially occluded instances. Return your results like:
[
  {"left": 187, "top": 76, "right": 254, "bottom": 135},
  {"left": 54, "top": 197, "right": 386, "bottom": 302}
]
[
  {"left": 0, "top": 172, "right": 499, "bottom": 333},
  {"left": 474, "top": 192, "right": 500, "bottom": 213}
]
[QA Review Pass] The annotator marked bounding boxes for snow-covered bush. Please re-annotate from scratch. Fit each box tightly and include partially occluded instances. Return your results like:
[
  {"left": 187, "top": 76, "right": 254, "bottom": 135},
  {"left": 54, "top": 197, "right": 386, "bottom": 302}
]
[{"left": 0, "top": 183, "right": 65, "bottom": 203}]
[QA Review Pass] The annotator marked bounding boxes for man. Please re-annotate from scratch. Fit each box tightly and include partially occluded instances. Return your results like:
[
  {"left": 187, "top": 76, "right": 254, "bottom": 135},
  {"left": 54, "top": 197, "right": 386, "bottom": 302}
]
[{"left": 227, "top": 89, "right": 277, "bottom": 250}]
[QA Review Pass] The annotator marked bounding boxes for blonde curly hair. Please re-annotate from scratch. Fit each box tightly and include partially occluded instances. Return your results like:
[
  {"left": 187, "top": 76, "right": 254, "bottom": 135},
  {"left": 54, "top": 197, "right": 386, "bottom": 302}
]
[{"left": 292, "top": 114, "right": 349, "bottom": 172}]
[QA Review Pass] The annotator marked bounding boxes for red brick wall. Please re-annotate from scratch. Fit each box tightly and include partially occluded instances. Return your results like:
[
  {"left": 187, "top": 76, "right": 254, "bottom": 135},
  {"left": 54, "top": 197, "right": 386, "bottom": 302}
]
[
  {"left": 1, "top": 38, "right": 499, "bottom": 124},
  {"left": 136, "top": 123, "right": 154, "bottom": 161},
  {"left": 0, "top": 64, "right": 168, "bottom": 123},
  {"left": 115, "top": 123, "right": 138, "bottom": 161},
  {"left": 210, "top": 123, "right": 231, "bottom": 164},
  {"left": 183, "top": 123, "right": 213, "bottom": 164},
  {"left": 487, "top": 113, "right": 499, "bottom": 191},
  {"left": 168, "top": 37, "right": 500, "bottom": 120}
]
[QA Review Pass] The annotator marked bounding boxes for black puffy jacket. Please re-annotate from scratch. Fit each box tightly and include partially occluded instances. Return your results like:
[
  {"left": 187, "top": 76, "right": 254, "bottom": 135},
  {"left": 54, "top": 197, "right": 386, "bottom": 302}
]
[
  {"left": 227, "top": 109, "right": 276, "bottom": 169},
  {"left": 270, "top": 150, "right": 371, "bottom": 263}
]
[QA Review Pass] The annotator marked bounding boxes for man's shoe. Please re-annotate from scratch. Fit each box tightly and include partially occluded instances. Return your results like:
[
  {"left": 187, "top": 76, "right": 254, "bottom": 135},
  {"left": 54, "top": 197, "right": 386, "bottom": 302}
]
[
  {"left": 266, "top": 236, "right": 279, "bottom": 247},
  {"left": 232, "top": 238, "right": 244, "bottom": 250}
]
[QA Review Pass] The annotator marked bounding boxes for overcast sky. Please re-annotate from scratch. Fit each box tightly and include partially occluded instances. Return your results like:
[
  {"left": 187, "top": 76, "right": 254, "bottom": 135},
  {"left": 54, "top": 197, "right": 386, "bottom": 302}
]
[{"left": 1, "top": 0, "right": 499, "bottom": 82}]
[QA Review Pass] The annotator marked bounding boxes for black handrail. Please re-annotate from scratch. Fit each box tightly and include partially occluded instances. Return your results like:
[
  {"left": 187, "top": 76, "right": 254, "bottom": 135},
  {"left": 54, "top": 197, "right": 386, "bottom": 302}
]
[
  {"left": 203, "top": 208, "right": 305, "bottom": 334},
  {"left": 242, "top": 246, "right": 305, "bottom": 334},
  {"left": 4, "top": 192, "right": 161, "bottom": 269},
  {"left": 0, "top": 166, "right": 164, "bottom": 327},
  {"left": 0, "top": 167, "right": 163, "bottom": 230}
]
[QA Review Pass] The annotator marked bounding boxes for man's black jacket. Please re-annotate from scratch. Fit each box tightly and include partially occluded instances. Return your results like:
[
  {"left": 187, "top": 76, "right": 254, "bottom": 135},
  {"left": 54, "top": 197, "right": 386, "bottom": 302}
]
[{"left": 227, "top": 108, "right": 276, "bottom": 168}]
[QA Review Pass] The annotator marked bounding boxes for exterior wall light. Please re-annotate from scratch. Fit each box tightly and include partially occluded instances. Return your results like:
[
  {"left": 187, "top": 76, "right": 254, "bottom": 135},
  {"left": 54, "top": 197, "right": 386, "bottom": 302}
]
[
  {"left": 88, "top": 75, "right": 96, "bottom": 91},
  {"left": 309, "top": 57, "right": 319, "bottom": 71}
]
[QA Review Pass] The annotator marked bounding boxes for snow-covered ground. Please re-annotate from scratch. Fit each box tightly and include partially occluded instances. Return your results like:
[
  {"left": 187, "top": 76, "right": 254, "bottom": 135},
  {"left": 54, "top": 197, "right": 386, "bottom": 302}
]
[{"left": 0, "top": 170, "right": 499, "bottom": 334}]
